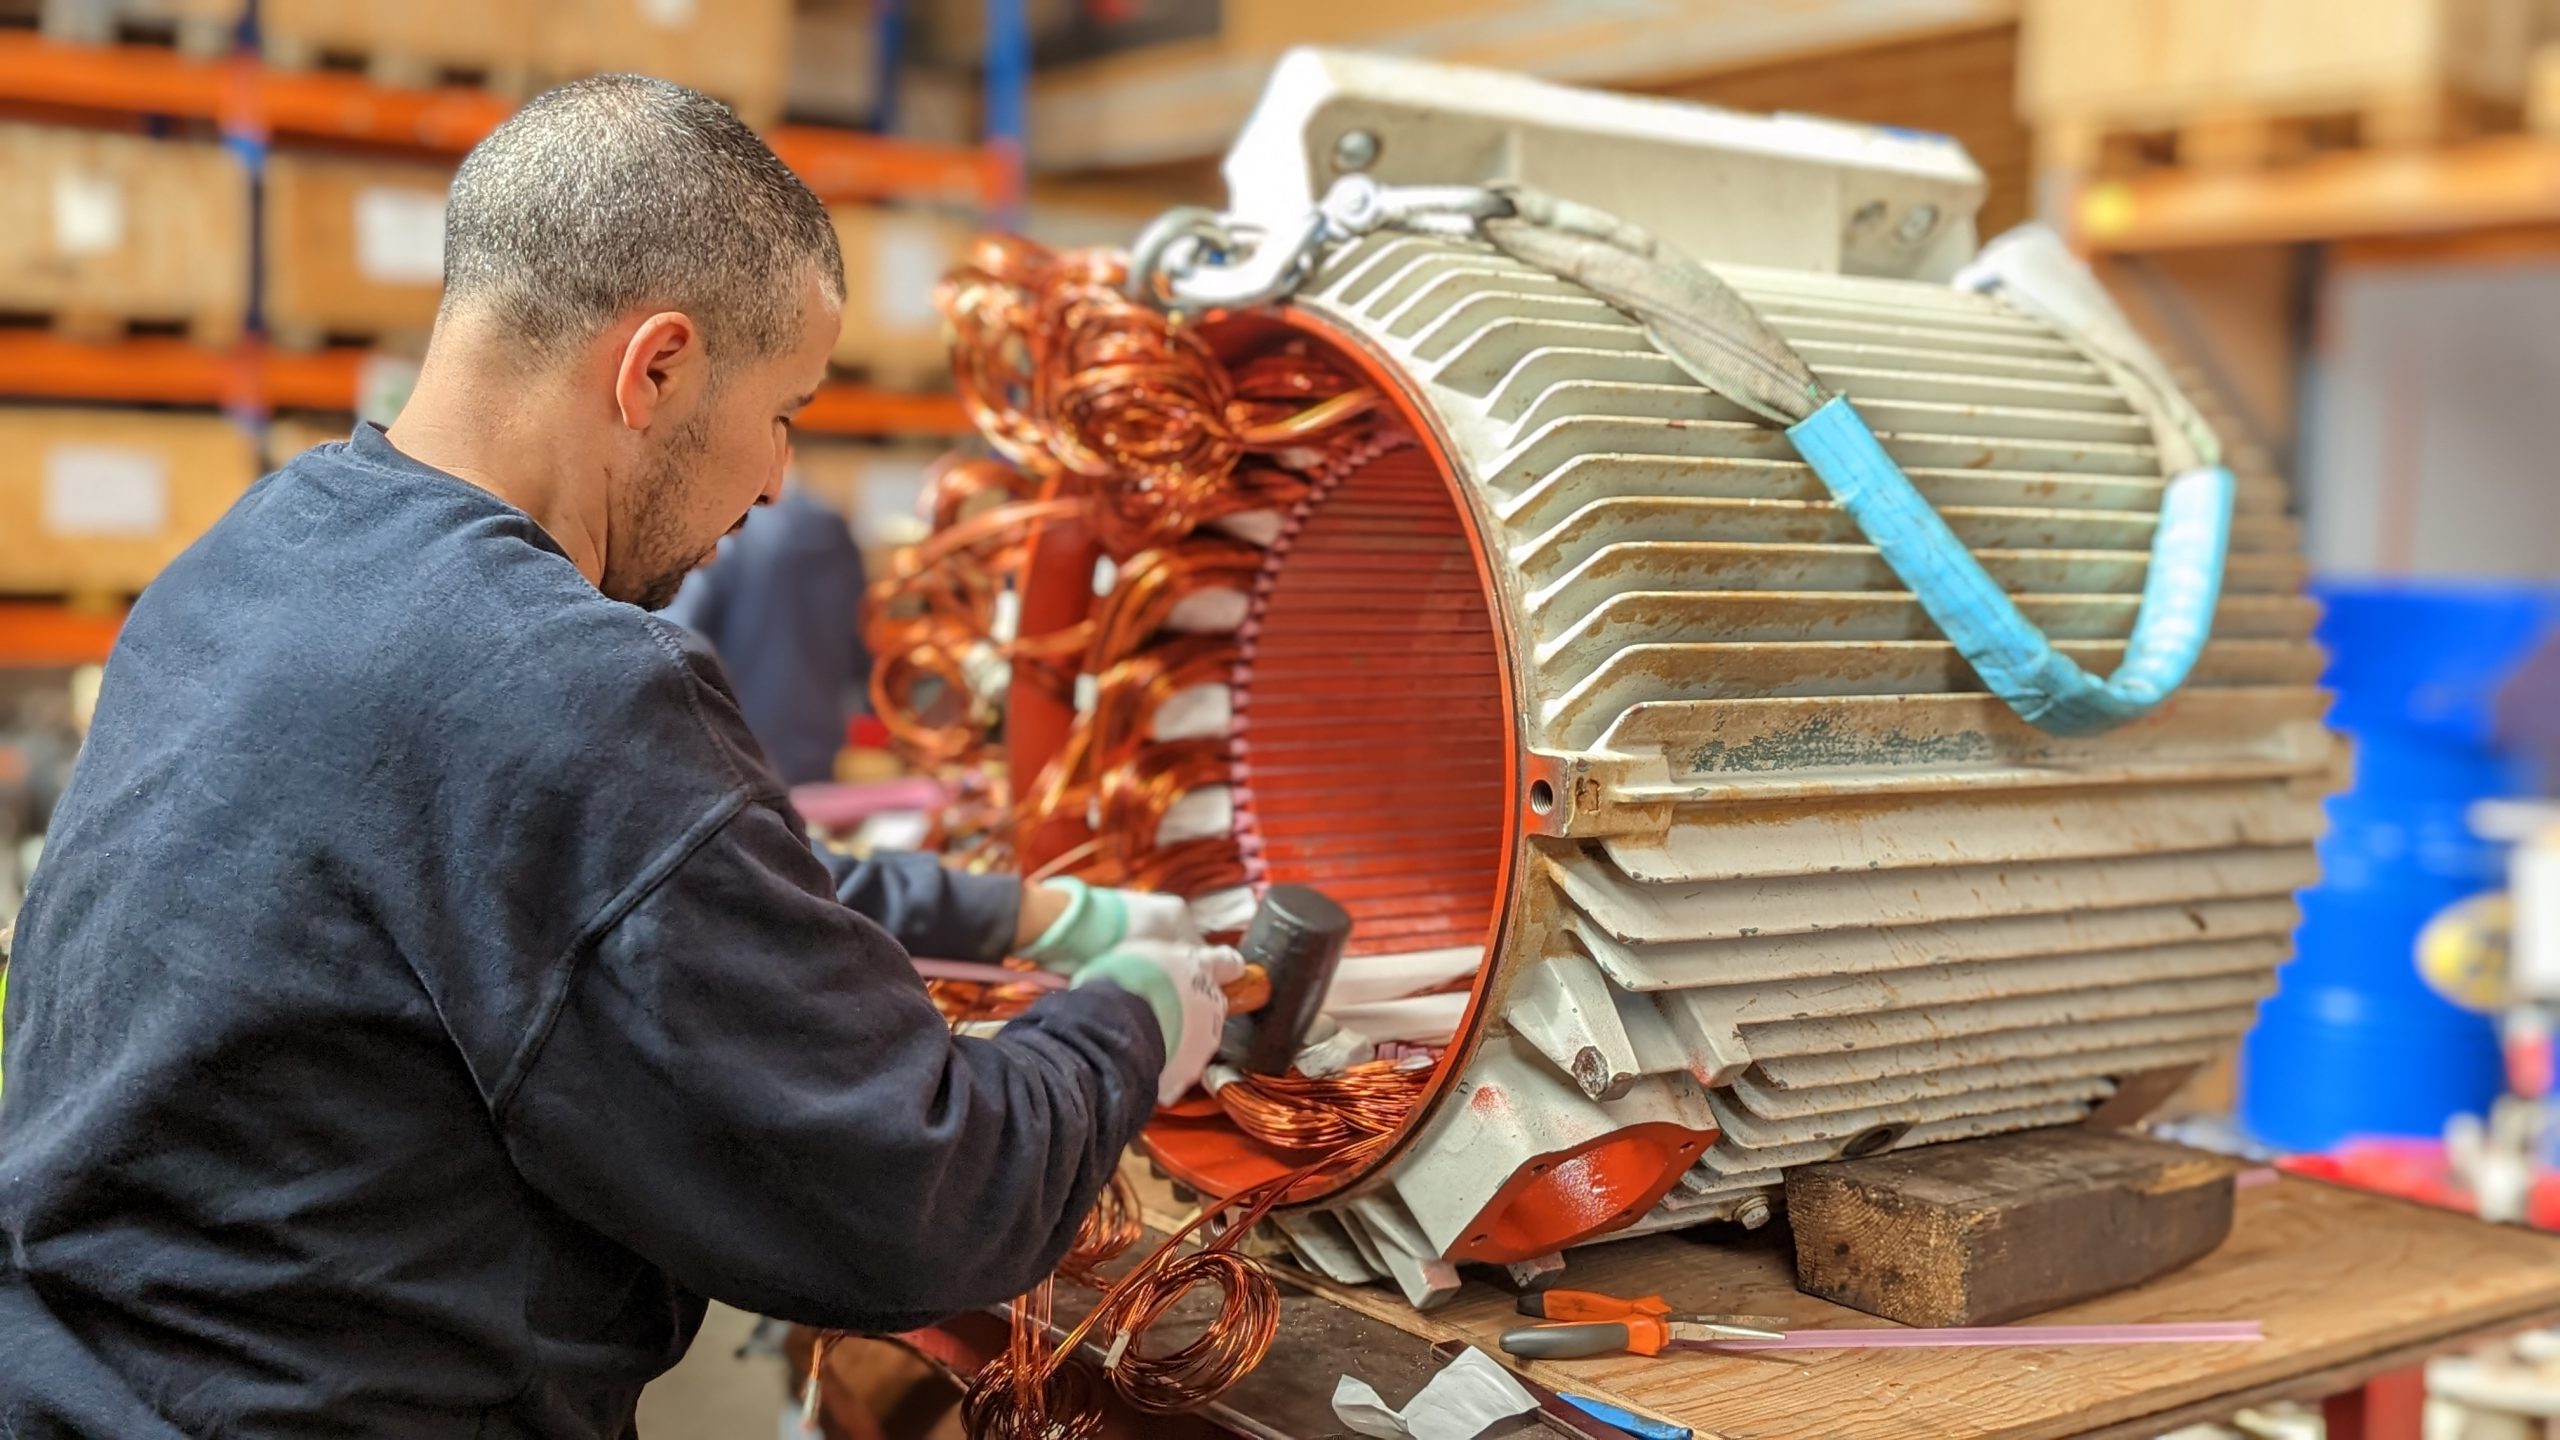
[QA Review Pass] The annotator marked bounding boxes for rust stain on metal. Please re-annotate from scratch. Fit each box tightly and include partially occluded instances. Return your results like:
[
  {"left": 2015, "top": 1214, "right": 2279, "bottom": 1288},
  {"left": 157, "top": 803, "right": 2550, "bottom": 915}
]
[{"left": 1688, "top": 713, "right": 1997, "bottom": 774}]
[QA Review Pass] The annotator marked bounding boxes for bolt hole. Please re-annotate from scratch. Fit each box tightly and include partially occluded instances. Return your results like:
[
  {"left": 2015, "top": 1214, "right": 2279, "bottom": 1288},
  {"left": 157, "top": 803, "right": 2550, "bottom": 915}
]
[
  {"left": 1842, "top": 1125, "right": 1903, "bottom": 1160},
  {"left": 1471, "top": 1233, "right": 1489, "bottom": 1246},
  {"left": 1530, "top": 1162, "right": 1548, "bottom": 1176},
  {"left": 1677, "top": 1141, "right": 1697, "bottom": 1153},
  {"left": 1528, "top": 779, "right": 1556, "bottom": 815}
]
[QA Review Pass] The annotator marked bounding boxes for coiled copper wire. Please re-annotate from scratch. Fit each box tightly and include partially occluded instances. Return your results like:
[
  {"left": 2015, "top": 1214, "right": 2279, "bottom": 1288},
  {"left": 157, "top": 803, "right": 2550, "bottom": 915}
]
[
  {"left": 1215, "top": 1062, "right": 1437, "bottom": 1153},
  {"left": 865, "top": 237, "right": 1447, "bottom": 1437},
  {"left": 957, "top": 1135, "right": 1395, "bottom": 1439}
]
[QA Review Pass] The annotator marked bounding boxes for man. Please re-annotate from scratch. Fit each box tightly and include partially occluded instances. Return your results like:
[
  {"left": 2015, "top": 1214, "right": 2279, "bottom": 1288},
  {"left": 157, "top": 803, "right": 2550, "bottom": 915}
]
[
  {"left": 662, "top": 483, "right": 871, "bottom": 788},
  {"left": 0, "top": 76, "right": 1237, "bottom": 1439}
]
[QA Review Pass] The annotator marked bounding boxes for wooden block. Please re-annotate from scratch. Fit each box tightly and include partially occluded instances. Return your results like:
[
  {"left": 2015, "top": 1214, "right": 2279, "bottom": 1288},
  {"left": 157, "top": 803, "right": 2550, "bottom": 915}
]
[
  {"left": 0, "top": 407, "right": 258, "bottom": 596},
  {"left": 1785, "top": 1127, "right": 2241, "bottom": 1328},
  {"left": 261, "top": 151, "right": 451, "bottom": 347},
  {"left": 0, "top": 124, "right": 248, "bottom": 346},
  {"left": 829, "top": 205, "right": 969, "bottom": 390},
  {"left": 535, "top": 0, "right": 792, "bottom": 128}
]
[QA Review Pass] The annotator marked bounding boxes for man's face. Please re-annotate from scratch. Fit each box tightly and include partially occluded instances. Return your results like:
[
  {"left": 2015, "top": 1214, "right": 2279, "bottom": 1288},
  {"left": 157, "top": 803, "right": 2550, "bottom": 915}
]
[{"left": 604, "top": 276, "right": 842, "bottom": 610}]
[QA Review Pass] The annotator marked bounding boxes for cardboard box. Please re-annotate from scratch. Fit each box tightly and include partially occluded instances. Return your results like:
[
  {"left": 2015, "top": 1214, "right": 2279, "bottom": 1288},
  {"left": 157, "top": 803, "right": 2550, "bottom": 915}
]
[
  {"left": 788, "top": 0, "right": 881, "bottom": 126},
  {"left": 260, "top": 0, "right": 531, "bottom": 84},
  {"left": 790, "top": 437, "right": 940, "bottom": 573},
  {"left": 829, "top": 205, "right": 970, "bottom": 390},
  {"left": 262, "top": 413, "right": 353, "bottom": 472},
  {"left": 0, "top": 124, "right": 248, "bottom": 345},
  {"left": 2020, "top": 0, "right": 2542, "bottom": 132},
  {"left": 262, "top": 151, "right": 452, "bottom": 347},
  {"left": 537, "top": 0, "right": 793, "bottom": 127},
  {"left": 0, "top": 408, "right": 258, "bottom": 596}
]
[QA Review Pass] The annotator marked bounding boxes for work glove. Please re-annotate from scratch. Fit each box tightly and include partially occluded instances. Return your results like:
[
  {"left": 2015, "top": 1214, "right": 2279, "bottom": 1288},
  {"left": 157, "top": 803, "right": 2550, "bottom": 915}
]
[
  {"left": 1071, "top": 938, "right": 1247, "bottom": 1107},
  {"left": 1022, "top": 877, "right": 1201, "bottom": 974}
]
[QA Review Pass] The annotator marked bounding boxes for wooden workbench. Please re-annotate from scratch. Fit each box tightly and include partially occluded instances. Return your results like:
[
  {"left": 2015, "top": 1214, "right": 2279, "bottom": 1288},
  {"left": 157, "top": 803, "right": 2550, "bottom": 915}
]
[
  {"left": 1274, "top": 1175, "right": 2560, "bottom": 1440},
  {"left": 884, "top": 1172, "right": 2560, "bottom": 1439}
]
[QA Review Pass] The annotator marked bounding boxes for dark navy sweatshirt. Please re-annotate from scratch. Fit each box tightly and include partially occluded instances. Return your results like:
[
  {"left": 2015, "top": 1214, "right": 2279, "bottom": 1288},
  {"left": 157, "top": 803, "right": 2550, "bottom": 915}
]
[{"left": 0, "top": 425, "right": 1159, "bottom": 1439}]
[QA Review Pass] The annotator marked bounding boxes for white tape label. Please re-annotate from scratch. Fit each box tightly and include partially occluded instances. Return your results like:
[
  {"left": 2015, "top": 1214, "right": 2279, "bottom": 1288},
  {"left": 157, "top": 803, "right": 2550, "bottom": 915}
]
[
  {"left": 44, "top": 444, "right": 169, "bottom": 537},
  {"left": 876, "top": 224, "right": 947, "bottom": 328},
  {"left": 53, "top": 170, "right": 125, "bottom": 256},
  {"left": 354, "top": 186, "right": 448, "bottom": 286}
]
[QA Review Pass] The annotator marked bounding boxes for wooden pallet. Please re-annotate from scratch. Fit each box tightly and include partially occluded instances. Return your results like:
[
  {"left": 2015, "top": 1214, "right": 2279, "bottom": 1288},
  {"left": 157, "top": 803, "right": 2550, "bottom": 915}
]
[
  {"left": 258, "top": 0, "right": 530, "bottom": 95},
  {"left": 260, "top": 150, "right": 449, "bottom": 354},
  {"left": 22, "top": 0, "right": 239, "bottom": 57},
  {"left": 0, "top": 124, "right": 248, "bottom": 349},
  {"left": 0, "top": 405, "right": 257, "bottom": 596},
  {"left": 2022, "top": 0, "right": 2555, "bottom": 179},
  {"left": 534, "top": 0, "right": 791, "bottom": 129},
  {"left": 2039, "top": 84, "right": 2526, "bottom": 179},
  {"left": 0, "top": 309, "right": 234, "bottom": 348}
]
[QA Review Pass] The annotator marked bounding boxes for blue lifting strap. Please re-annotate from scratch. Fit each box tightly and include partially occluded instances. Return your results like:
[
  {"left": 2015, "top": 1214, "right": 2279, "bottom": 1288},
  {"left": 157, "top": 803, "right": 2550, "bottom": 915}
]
[{"left": 1786, "top": 395, "right": 2235, "bottom": 737}]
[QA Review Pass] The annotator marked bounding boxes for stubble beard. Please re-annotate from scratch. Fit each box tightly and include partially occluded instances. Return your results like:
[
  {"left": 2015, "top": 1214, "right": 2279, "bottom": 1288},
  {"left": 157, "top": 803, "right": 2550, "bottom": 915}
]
[{"left": 603, "top": 413, "right": 716, "bottom": 612}]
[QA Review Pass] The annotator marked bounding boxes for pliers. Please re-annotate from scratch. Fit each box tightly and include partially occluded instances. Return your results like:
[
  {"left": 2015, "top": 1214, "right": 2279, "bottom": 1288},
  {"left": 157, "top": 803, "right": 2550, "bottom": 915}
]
[{"left": 1500, "top": 1288, "right": 1785, "bottom": 1359}]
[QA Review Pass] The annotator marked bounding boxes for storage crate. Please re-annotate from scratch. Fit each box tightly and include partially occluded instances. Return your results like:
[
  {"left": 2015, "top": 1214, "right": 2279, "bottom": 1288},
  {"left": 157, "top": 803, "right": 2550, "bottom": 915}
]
[
  {"left": 0, "top": 407, "right": 257, "bottom": 596},
  {"left": 37, "top": 0, "right": 241, "bottom": 54},
  {"left": 2022, "top": 0, "right": 2547, "bottom": 167},
  {"left": 262, "top": 414, "right": 352, "bottom": 471},
  {"left": 1025, "top": 0, "right": 2008, "bottom": 170},
  {"left": 261, "top": 151, "right": 452, "bottom": 350},
  {"left": 829, "top": 205, "right": 969, "bottom": 390},
  {"left": 787, "top": 0, "right": 880, "bottom": 127},
  {"left": 0, "top": 124, "right": 249, "bottom": 345},
  {"left": 791, "top": 438, "right": 940, "bottom": 576},
  {"left": 536, "top": 0, "right": 792, "bottom": 128},
  {"left": 260, "top": 0, "right": 532, "bottom": 90}
]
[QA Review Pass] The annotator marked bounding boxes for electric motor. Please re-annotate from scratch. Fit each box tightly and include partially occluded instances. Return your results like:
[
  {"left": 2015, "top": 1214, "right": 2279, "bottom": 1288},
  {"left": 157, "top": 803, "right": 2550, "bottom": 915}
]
[{"left": 886, "top": 48, "right": 2333, "bottom": 1308}]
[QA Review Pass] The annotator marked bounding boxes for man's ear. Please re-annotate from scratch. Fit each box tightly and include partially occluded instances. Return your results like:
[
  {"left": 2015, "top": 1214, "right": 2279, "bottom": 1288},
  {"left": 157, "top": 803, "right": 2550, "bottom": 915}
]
[{"left": 612, "top": 311, "right": 703, "bottom": 434}]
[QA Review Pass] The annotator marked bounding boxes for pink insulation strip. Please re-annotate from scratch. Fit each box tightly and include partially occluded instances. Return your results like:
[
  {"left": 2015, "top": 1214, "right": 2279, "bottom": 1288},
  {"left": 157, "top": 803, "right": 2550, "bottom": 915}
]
[{"left": 1707, "top": 1321, "right": 2265, "bottom": 1351}]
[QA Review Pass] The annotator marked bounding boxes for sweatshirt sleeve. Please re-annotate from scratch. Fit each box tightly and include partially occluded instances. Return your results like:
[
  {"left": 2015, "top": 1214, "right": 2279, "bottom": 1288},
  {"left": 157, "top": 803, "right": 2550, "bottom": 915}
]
[
  {"left": 496, "top": 793, "right": 1161, "bottom": 1333},
  {"left": 811, "top": 845, "right": 1022, "bottom": 963}
]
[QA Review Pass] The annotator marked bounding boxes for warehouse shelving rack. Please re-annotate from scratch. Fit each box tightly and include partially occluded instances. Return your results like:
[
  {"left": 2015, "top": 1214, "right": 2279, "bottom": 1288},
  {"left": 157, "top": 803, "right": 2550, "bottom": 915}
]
[{"left": 0, "top": 21, "right": 1012, "bottom": 664}]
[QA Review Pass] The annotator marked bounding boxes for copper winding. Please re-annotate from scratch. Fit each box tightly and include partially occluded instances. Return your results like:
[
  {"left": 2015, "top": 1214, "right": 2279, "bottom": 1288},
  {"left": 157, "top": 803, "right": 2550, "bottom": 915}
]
[
  {"left": 959, "top": 1135, "right": 1395, "bottom": 1438},
  {"left": 858, "top": 234, "right": 1446, "bottom": 1435},
  {"left": 1215, "top": 1062, "right": 1437, "bottom": 1154}
]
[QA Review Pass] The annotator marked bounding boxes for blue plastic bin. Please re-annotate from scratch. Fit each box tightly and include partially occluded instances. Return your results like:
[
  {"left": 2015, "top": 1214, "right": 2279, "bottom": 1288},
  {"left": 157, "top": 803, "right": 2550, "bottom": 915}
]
[{"left": 2239, "top": 581, "right": 2557, "bottom": 1152}]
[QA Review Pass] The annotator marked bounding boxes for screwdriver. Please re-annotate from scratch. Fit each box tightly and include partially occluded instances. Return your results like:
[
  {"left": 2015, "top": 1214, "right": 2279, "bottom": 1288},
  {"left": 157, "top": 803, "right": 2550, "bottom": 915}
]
[{"left": 1501, "top": 1314, "right": 1785, "bottom": 1359}]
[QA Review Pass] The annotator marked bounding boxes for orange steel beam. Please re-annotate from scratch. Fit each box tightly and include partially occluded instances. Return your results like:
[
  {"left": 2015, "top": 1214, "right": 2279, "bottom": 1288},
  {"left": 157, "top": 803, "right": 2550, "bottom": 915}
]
[
  {"left": 0, "top": 602, "right": 125, "bottom": 668},
  {"left": 2078, "top": 136, "right": 2560, "bottom": 253},
  {"left": 768, "top": 127, "right": 1005, "bottom": 207},
  {"left": 799, "top": 385, "right": 971, "bottom": 437},
  {"left": 0, "top": 333, "right": 962, "bottom": 434},
  {"left": 0, "top": 332, "right": 256, "bottom": 407},
  {"left": 0, "top": 29, "right": 227, "bottom": 119},
  {"left": 0, "top": 31, "right": 1001, "bottom": 204}
]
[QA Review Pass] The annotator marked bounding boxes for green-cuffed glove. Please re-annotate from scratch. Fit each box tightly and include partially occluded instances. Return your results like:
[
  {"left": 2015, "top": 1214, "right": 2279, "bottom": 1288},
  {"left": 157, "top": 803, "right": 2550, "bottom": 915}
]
[
  {"left": 1022, "top": 878, "right": 1202, "bottom": 974},
  {"left": 1072, "top": 938, "right": 1245, "bottom": 1106}
]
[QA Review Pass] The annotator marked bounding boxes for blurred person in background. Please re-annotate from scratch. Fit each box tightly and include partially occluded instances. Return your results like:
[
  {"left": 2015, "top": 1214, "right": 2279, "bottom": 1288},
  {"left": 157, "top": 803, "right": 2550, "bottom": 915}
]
[{"left": 664, "top": 481, "right": 872, "bottom": 788}]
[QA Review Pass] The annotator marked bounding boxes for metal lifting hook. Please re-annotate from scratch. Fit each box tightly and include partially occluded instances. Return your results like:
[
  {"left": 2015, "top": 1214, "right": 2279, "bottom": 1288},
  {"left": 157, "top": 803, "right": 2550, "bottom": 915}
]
[{"left": 1125, "top": 176, "right": 1514, "bottom": 312}]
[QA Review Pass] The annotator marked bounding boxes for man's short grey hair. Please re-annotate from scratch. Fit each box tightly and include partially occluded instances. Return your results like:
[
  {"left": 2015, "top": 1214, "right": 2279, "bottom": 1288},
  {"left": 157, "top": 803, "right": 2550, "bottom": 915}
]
[{"left": 442, "top": 74, "right": 845, "bottom": 368}]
